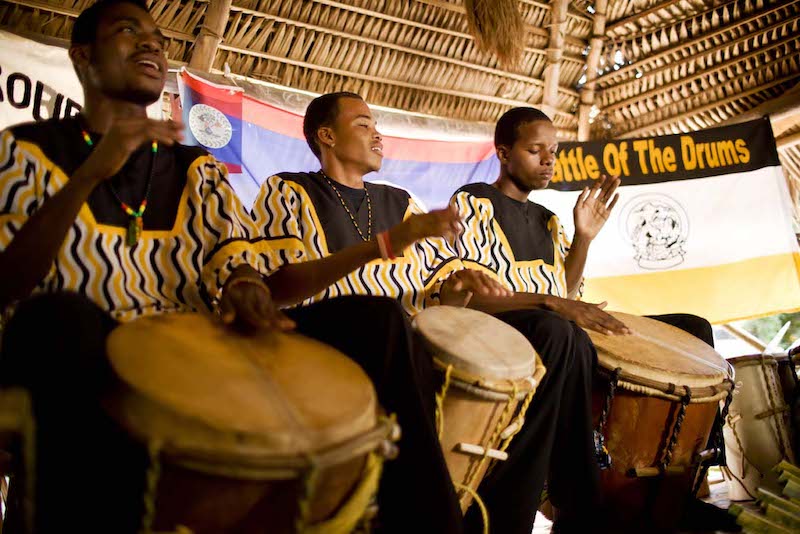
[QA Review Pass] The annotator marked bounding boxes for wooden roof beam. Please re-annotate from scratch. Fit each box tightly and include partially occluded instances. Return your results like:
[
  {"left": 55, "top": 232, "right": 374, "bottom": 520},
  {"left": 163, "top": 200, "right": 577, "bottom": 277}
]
[
  {"left": 578, "top": 0, "right": 607, "bottom": 140},
  {"left": 189, "top": 0, "right": 231, "bottom": 71},
  {"left": 542, "top": 0, "right": 569, "bottom": 118},
  {"left": 411, "top": 0, "right": 587, "bottom": 49},
  {"left": 216, "top": 43, "right": 575, "bottom": 118},
  {"left": 605, "top": 0, "right": 675, "bottom": 35},
  {"left": 290, "top": 0, "right": 585, "bottom": 64},
  {"left": 227, "top": 5, "right": 581, "bottom": 97},
  {"left": 598, "top": 0, "right": 799, "bottom": 85},
  {"left": 618, "top": 73, "right": 800, "bottom": 138}
]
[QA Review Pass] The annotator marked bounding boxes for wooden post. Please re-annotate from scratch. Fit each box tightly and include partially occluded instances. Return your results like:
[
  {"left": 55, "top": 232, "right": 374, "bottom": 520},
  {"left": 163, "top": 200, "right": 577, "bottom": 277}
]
[
  {"left": 541, "top": 0, "right": 568, "bottom": 120},
  {"left": 189, "top": 0, "right": 232, "bottom": 72},
  {"left": 578, "top": 0, "right": 607, "bottom": 141}
]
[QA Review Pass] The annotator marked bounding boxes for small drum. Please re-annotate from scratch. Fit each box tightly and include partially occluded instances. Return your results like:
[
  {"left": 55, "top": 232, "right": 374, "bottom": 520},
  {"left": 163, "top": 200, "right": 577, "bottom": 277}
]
[
  {"left": 588, "top": 312, "right": 733, "bottom": 530},
  {"left": 104, "top": 313, "right": 395, "bottom": 534},
  {"left": 723, "top": 354, "right": 796, "bottom": 501},
  {"left": 413, "top": 306, "right": 546, "bottom": 512}
]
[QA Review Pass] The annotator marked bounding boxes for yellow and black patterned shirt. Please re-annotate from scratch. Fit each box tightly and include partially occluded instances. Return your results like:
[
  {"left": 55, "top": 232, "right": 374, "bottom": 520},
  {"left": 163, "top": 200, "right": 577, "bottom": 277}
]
[
  {"left": 252, "top": 171, "right": 464, "bottom": 315},
  {"left": 452, "top": 182, "right": 570, "bottom": 297},
  {"left": 0, "top": 117, "right": 274, "bottom": 321}
]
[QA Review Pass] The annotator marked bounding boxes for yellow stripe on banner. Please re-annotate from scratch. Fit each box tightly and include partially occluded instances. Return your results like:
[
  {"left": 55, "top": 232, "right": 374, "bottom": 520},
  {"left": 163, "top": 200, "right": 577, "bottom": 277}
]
[{"left": 582, "top": 252, "right": 800, "bottom": 324}]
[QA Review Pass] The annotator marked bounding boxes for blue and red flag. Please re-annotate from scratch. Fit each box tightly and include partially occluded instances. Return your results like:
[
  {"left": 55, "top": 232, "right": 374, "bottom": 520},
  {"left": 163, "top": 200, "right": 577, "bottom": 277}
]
[{"left": 177, "top": 69, "right": 498, "bottom": 209}]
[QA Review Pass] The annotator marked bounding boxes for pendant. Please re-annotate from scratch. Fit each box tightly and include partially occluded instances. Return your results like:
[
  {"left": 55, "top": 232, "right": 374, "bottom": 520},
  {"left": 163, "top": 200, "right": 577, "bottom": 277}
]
[{"left": 127, "top": 216, "right": 143, "bottom": 246}]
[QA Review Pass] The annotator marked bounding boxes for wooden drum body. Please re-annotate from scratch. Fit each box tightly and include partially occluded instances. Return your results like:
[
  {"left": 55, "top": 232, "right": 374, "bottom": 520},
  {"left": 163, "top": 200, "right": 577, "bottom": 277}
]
[
  {"left": 104, "top": 313, "right": 395, "bottom": 534},
  {"left": 589, "top": 312, "right": 732, "bottom": 530},
  {"left": 413, "top": 306, "right": 545, "bottom": 512},
  {"left": 723, "top": 355, "right": 796, "bottom": 501}
]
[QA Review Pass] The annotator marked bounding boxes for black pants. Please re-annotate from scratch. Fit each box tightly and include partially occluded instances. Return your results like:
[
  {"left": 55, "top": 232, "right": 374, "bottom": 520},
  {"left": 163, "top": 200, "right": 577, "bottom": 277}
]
[
  {"left": 2, "top": 293, "right": 465, "bottom": 534},
  {"left": 464, "top": 308, "right": 600, "bottom": 534},
  {"left": 0, "top": 292, "right": 146, "bottom": 533},
  {"left": 287, "top": 296, "right": 463, "bottom": 534}
]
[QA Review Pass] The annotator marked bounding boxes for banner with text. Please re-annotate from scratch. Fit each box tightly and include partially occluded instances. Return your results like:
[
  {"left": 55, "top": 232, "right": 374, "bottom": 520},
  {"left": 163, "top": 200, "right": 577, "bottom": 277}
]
[{"left": 178, "top": 69, "right": 800, "bottom": 323}]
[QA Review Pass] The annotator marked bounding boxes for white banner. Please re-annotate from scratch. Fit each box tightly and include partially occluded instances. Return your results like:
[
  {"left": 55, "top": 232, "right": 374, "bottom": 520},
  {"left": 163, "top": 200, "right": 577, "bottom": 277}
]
[{"left": 0, "top": 30, "right": 84, "bottom": 129}]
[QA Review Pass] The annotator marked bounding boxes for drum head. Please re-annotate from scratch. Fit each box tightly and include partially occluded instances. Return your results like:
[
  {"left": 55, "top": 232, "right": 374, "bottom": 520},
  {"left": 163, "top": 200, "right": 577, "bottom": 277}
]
[
  {"left": 413, "top": 306, "right": 537, "bottom": 381},
  {"left": 588, "top": 312, "right": 728, "bottom": 389},
  {"left": 106, "top": 313, "right": 376, "bottom": 459}
]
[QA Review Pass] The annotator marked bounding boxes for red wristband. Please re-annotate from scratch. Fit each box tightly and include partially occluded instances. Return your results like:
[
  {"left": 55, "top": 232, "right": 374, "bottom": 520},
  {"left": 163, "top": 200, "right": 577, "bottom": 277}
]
[{"left": 377, "top": 231, "right": 396, "bottom": 260}]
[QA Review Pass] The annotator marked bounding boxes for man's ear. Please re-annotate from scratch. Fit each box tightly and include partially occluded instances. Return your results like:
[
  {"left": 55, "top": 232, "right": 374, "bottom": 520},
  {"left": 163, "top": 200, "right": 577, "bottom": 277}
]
[
  {"left": 317, "top": 126, "right": 335, "bottom": 150},
  {"left": 496, "top": 145, "right": 511, "bottom": 165},
  {"left": 68, "top": 45, "right": 90, "bottom": 82}
]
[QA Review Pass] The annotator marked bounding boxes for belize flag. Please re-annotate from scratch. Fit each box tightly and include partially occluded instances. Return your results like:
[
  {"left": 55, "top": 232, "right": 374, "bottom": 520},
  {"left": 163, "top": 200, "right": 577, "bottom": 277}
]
[{"left": 177, "top": 68, "right": 498, "bottom": 210}]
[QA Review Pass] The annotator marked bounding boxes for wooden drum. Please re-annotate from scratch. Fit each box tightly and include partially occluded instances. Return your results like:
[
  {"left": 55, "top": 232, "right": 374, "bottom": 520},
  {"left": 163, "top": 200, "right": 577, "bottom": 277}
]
[
  {"left": 413, "top": 306, "right": 546, "bottom": 512},
  {"left": 723, "top": 355, "right": 796, "bottom": 501},
  {"left": 104, "top": 313, "right": 396, "bottom": 534},
  {"left": 588, "top": 311, "right": 733, "bottom": 530}
]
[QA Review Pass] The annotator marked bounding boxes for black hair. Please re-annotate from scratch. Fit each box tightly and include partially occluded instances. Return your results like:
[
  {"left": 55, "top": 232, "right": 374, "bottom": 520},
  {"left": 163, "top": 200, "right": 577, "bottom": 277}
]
[
  {"left": 303, "top": 91, "right": 363, "bottom": 158},
  {"left": 494, "top": 107, "right": 553, "bottom": 148},
  {"left": 71, "top": 0, "right": 150, "bottom": 46}
]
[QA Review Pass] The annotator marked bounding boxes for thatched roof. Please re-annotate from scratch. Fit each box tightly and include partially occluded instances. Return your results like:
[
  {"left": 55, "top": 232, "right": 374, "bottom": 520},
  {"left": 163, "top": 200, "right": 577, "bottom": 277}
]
[{"left": 1, "top": 0, "right": 798, "bottom": 175}]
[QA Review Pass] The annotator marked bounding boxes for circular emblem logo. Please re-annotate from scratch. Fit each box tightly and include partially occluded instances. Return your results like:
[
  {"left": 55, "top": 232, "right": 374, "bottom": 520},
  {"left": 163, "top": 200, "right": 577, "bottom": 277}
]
[
  {"left": 619, "top": 193, "right": 689, "bottom": 270},
  {"left": 188, "top": 104, "right": 232, "bottom": 149}
]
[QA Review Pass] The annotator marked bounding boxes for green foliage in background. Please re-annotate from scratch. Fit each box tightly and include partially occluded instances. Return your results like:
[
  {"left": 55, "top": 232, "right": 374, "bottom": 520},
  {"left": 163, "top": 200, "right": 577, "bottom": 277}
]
[{"left": 741, "top": 312, "right": 800, "bottom": 349}]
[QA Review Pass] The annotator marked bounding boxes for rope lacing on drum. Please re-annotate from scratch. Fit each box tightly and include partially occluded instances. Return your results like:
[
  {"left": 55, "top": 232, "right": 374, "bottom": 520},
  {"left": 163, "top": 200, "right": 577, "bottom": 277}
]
[
  {"left": 295, "top": 457, "right": 321, "bottom": 532},
  {"left": 435, "top": 364, "right": 454, "bottom": 440},
  {"left": 691, "top": 379, "right": 735, "bottom": 496},
  {"left": 758, "top": 355, "right": 792, "bottom": 461},
  {"left": 660, "top": 387, "right": 691, "bottom": 472},
  {"left": 597, "top": 367, "right": 622, "bottom": 439}
]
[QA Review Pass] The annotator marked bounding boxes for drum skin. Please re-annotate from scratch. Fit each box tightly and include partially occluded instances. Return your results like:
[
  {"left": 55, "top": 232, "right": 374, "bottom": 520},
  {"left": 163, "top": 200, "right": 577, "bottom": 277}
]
[
  {"left": 105, "top": 312, "right": 380, "bottom": 534},
  {"left": 588, "top": 312, "right": 730, "bottom": 531},
  {"left": 413, "top": 306, "right": 542, "bottom": 513},
  {"left": 723, "top": 355, "right": 796, "bottom": 501}
]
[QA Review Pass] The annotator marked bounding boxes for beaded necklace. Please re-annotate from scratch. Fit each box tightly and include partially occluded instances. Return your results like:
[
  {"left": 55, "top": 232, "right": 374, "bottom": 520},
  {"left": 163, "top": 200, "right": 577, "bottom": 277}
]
[
  {"left": 320, "top": 170, "right": 372, "bottom": 242},
  {"left": 81, "top": 130, "right": 157, "bottom": 246}
]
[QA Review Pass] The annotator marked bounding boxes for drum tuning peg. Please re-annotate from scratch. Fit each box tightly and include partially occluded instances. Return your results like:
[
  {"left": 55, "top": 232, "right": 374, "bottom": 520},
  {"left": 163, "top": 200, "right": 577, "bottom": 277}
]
[
  {"left": 379, "top": 440, "right": 399, "bottom": 460},
  {"left": 501, "top": 419, "right": 523, "bottom": 440},
  {"left": 389, "top": 422, "right": 402, "bottom": 442}
]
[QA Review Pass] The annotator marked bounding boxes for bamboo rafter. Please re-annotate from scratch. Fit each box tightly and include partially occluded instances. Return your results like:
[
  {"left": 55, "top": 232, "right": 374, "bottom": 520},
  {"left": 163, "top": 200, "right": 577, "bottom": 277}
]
[{"left": 228, "top": 3, "right": 581, "bottom": 95}]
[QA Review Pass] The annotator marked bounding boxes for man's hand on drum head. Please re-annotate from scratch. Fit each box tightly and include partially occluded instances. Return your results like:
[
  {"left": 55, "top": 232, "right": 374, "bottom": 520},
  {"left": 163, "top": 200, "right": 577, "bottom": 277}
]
[
  {"left": 388, "top": 205, "right": 463, "bottom": 252},
  {"left": 219, "top": 267, "right": 296, "bottom": 333},
  {"left": 440, "top": 269, "right": 513, "bottom": 307},
  {"left": 545, "top": 296, "right": 631, "bottom": 336}
]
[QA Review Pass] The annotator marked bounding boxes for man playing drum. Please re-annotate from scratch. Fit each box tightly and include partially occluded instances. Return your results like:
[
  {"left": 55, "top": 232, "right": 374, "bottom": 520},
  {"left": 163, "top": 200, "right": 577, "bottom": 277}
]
[
  {"left": 452, "top": 106, "right": 736, "bottom": 532},
  {"left": 250, "top": 91, "right": 608, "bottom": 533},
  {"left": 0, "top": 0, "right": 292, "bottom": 530}
]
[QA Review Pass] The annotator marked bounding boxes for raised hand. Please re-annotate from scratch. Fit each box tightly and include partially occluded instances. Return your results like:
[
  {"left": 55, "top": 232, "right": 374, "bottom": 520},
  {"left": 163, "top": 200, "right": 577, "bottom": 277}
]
[
  {"left": 78, "top": 117, "right": 184, "bottom": 185},
  {"left": 440, "top": 269, "right": 513, "bottom": 307},
  {"left": 573, "top": 175, "right": 620, "bottom": 242},
  {"left": 388, "top": 204, "right": 463, "bottom": 252}
]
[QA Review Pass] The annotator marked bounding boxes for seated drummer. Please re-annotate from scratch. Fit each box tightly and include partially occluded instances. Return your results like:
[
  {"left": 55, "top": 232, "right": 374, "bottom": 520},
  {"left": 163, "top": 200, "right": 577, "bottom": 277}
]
[
  {"left": 251, "top": 91, "right": 513, "bottom": 533},
  {"left": 0, "top": 1, "right": 293, "bottom": 530},
  {"left": 451, "top": 107, "right": 735, "bottom": 532},
  {"left": 250, "top": 91, "right": 607, "bottom": 533}
]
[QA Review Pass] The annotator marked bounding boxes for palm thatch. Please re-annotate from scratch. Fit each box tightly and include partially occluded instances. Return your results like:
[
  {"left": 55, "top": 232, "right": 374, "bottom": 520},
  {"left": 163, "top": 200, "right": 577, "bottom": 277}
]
[{"left": 0, "top": 0, "right": 797, "bottom": 147}]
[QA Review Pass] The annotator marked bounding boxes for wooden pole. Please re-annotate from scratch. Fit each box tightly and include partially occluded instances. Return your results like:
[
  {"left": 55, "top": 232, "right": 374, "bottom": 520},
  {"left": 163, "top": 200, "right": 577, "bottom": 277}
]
[
  {"left": 541, "top": 0, "right": 568, "bottom": 119},
  {"left": 189, "top": 0, "right": 232, "bottom": 72},
  {"left": 578, "top": 0, "right": 606, "bottom": 140}
]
